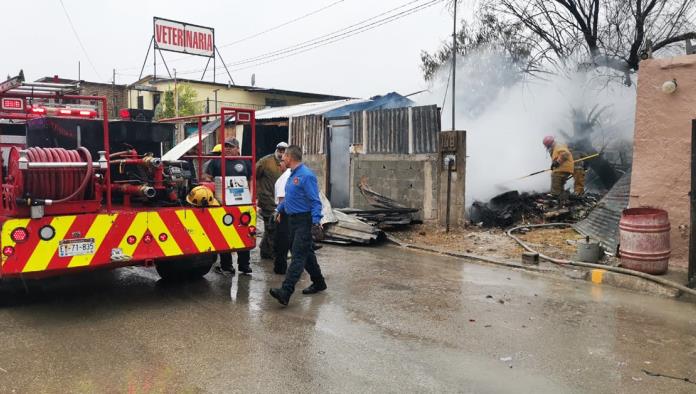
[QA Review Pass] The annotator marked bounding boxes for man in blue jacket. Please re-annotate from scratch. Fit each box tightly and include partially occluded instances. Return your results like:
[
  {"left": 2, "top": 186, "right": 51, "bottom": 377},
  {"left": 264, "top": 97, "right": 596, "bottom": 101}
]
[{"left": 269, "top": 145, "right": 327, "bottom": 306}]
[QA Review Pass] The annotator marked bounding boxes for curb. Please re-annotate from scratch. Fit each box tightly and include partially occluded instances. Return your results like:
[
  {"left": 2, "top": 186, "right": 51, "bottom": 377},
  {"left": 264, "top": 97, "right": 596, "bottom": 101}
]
[
  {"left": 586, "top": 268, "right": 681, "bottom": 298},
  {"left": 386, "top": 234, "right": 681, "bottom": 298}
]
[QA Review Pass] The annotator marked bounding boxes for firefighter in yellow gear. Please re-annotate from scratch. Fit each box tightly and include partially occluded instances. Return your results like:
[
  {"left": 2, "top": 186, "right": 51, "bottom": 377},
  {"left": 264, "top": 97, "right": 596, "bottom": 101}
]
[
  {"left": 573, "top": 160, "right": 585, "bottom": 194},
  {"left": 542, "top": 136, "right": 574, "bottom": 196}
]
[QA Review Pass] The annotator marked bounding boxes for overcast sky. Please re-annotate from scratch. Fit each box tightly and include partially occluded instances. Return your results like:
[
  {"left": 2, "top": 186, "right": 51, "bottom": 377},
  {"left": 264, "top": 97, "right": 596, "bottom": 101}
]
[{"left": 1, "top": 0, "right": 464, "bottom": 101}]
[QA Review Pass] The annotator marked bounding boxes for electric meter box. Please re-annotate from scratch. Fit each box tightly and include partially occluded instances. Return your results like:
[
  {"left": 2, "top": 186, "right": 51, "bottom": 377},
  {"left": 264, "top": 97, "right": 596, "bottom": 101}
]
[{"left": 214, "top": 176, "right": 252, "bottom": 206}]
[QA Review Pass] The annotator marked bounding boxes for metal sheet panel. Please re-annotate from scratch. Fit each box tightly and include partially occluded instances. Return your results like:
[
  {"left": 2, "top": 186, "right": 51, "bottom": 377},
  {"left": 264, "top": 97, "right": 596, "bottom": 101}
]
[
  {"left": 412, "top": 105, "right": 440, "bottom": 153},
  {"left": 574, "top": 171, "right": 632, "bottom": 254},
  {"left": 328, "top": 118, "right": 351, "bottom": 207},
  {"left": 256, "top": 99, "right": 367, "bottom": 120},
  {"left": 350, "top": 105, "right": 440, "bottom": 153}
]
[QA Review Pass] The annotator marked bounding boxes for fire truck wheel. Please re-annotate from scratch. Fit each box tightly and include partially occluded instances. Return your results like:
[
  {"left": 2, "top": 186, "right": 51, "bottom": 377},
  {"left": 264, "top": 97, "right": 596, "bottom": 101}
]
[{"left": 155, "top": 255, "right": 215, "bottom": 281}]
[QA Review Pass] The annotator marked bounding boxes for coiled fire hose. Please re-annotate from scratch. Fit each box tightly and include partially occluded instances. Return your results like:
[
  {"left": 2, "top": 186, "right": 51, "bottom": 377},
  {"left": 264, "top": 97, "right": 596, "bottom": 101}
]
[
  {"left": 506, "top": 223, "right": 696, "bottom": 297},
  {"left": 23, "top": 147, "right": 94, "bottom": 203}
]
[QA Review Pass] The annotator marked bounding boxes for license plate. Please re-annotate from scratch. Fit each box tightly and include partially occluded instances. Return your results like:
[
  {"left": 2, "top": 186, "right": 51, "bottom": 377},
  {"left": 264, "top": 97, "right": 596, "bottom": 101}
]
[{"left": 59, "top": 238, "right": 95, "bottom": 257}]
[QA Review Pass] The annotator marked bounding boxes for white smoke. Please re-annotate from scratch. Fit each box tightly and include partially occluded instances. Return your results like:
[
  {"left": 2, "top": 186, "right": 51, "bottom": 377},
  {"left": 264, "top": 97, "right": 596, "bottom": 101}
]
[{"left": 419, "top": 50, "right": 636, "bottom": 206}]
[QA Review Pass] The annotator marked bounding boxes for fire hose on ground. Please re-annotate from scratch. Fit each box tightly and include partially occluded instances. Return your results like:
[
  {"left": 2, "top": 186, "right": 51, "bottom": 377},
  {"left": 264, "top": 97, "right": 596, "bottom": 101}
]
[{"left": 506, "top": 223, "right": 696, "bottom": 297}]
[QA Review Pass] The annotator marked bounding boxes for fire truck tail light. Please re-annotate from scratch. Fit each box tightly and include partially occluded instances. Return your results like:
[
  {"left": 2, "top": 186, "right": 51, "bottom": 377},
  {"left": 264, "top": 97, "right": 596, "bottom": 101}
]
[
  {"left": 119, "top": 108, "right": 130, "bottom": 120},
  {"left": 3, "top": 246, "right": 15, "bottom": 256},
  {"left": 10, "top": 227, "right": 29, "bottom": 243},
  {"left": 127, "top": 235, "right": 137, "bottom": 245},
  {"left": 158, "top": 233, "right": 168, "bottom": 242},
  {"left": 31, "top": 106, "right": 46, "bottom": 114},
  {"left": 1, "top": 98, "right": 24, "bottom": 110},
  {"left": 239, "top": 212, "right": 251, "bottom": 226},
  {"left": 222, "top": 214, "right": 234, "bottom": 226},
  {"left": 59, "top": 109, "right": 71, "bottom": 115},
  {"left": 248, "top": 226, "right": 256, "bottom": 236},
  {"left": 143, "top": 234, "right": 153, "bottom": 244}
]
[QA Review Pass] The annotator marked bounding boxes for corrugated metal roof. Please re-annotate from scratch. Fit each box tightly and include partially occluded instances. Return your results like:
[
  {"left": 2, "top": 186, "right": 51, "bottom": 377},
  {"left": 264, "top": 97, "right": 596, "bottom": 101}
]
[
  {"left": 255, "top": 99, "right": 368, "bottom": 120},
  {"left": 574, "top": 170, "right": 631, "bottom": 255}
]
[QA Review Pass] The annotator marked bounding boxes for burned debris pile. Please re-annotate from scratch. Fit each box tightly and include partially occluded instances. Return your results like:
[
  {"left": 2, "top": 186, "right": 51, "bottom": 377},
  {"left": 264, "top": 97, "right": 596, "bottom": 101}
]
[{"left": 469, "top": 190, "right": 599, "bottom": 229}]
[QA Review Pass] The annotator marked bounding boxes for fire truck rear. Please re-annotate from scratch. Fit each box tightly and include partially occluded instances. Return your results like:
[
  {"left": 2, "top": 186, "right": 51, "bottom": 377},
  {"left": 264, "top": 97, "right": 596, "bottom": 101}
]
[{"left": 0, "top": 71, "right": 257, "bottom": 281}]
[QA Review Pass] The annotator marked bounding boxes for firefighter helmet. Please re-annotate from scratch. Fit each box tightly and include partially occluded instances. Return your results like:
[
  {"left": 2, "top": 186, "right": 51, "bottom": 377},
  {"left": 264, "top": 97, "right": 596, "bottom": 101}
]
[
  {"left": 211, "top": 144, "right": 222, "bottom": 153},
  {"left": 542, "top": 135, "right": 555, "bottom": 148},
  {"left": 186, "top": 186, "right": 220, "bottom": 207}
]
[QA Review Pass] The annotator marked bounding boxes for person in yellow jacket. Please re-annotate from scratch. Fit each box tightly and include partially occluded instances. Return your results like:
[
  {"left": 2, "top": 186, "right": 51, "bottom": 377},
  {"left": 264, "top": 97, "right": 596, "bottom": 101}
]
[{"left": 542, "top": 136, "right": 574, "bottom": 196}]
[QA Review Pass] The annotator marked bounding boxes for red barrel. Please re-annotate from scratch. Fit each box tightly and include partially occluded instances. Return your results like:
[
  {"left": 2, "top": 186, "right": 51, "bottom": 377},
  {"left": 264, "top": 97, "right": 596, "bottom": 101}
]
[{"left": 619, "top": 207, "right": 671, "bottom": 274}]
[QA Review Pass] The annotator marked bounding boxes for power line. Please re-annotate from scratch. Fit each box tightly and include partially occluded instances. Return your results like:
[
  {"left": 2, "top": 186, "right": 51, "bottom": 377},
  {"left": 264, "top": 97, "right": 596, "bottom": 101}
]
[
  {"left": 58, "top": 0, "right": 104, "bottom": 81},
  {"left": 218, "top": 0, "right": 346, "bottom": 48},
  {"left": 223, "top": 0, "right": 443, "bottom": 75},
  {"left": 117, "top": 0, "right": 347, "bottom": 72},
  {"left": 176, "top": 0, "right": 439, "bottom": 76}
]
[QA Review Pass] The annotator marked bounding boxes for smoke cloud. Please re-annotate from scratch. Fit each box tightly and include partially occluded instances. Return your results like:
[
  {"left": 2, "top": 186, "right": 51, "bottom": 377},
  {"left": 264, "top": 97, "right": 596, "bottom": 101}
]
[{"left": 419, "top": 50, "right": 637, "bottom": 206}]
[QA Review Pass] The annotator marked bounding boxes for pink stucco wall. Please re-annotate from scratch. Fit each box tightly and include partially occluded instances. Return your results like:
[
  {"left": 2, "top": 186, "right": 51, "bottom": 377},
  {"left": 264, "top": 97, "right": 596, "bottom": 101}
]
[{"left": 630, "top": 55, "right": 696, "bottom": 270}]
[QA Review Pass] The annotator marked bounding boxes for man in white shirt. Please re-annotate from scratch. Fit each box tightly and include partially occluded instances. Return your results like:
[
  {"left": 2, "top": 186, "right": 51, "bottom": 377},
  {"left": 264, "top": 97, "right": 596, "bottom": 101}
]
[{"left": 272, "top": 162, "right": 291, "bottom": 274}]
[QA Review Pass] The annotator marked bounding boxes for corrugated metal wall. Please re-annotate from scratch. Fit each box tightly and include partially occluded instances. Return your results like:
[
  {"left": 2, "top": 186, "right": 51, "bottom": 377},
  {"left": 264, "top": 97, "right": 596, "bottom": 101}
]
[
  {"left": 412, "top": 105, "right": 440, "bottom": 153},
  {"left": 290, "top": 115, "right": 325, "bottom": 154},
  {"left": 574, "top": 171, "right": 632, "bottom": 254},
  {"left": 367, "top": 107, "right": 409, "bottom": 153},
  {"left": 350, "top": 105, "right": 440, "bottom": 153}
]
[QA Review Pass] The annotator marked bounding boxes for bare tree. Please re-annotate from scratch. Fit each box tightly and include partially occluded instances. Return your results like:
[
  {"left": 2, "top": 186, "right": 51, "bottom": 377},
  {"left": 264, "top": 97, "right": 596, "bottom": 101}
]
[
  {"left": 420, "top": 12, "right": 535, "bottom": 81},
  {"left": 490, "top": 0, "right": 696, "bottom": 75}
]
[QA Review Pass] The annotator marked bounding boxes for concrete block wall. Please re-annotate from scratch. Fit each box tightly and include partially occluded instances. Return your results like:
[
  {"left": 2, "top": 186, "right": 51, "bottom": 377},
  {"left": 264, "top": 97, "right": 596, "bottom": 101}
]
[{"left": 349, "top": 153, "right": 439, "bottom": 221}]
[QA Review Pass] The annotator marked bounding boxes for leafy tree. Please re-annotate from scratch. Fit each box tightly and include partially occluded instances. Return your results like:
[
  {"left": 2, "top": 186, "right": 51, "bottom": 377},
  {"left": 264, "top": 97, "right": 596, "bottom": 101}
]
[{"left": 155, "top": 83, "right": 202, "bottom": 119}]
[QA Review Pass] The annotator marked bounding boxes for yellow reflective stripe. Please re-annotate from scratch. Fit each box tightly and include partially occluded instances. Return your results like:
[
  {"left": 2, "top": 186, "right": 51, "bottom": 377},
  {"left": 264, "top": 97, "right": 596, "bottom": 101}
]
[
  {"left": 175, "top": 209, "right": 214, "bottom": 253},
  {"left": 148, "top": 212, "right": 182, "bottom": 256},
  {"left": 1, "top": 219, "right": 31, "bottom": 265},
  {"left": 208, "top": 207, "right": 244, "bottom": 248},
  {"left": 118, "top": 212, "right": 148, "bottom": 257},
  {"left": 68, "top": 214, "right": 116, "bottom": 268},
  {"left": 23, "top": 216, "right": 76, "bottom": 273}
]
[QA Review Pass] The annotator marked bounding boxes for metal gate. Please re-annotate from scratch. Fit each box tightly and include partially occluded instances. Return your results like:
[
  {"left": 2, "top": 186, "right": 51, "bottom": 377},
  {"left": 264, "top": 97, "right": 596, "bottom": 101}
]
[{"left": 328, "top": 118, "right": 351, "bottom": 208}]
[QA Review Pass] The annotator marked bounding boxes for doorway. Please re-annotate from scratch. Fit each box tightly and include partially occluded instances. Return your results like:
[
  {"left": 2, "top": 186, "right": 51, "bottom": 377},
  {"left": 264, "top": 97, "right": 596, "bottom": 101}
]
[{"left": 328, "top": 118, "right": 351, "bottom": 208}]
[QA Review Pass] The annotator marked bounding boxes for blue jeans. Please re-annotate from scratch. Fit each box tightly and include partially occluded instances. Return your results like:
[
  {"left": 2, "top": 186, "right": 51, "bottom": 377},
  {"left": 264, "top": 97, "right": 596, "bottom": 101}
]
[{"left": 281, "top": 213, "right": 324, "bottom": 294}]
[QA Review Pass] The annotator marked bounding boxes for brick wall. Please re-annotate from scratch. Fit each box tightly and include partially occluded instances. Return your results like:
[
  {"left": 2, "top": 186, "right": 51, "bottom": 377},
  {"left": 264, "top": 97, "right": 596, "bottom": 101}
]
[{"left": 80, "top": 82, "right": 128, "bottom": 119}]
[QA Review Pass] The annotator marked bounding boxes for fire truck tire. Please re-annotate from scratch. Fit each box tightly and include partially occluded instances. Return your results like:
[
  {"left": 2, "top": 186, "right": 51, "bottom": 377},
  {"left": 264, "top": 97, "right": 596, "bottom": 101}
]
[{"left": 155, "top": 254, "right": 215, "bottom": 281}]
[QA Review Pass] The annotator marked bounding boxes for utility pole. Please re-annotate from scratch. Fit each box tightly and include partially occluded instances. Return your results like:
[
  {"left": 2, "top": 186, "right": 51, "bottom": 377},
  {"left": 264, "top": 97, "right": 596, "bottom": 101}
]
[
  {"left": 112, "top": 69, "right": 116, "bottom": 118},
  {"left": 174, "top": 68, "right": 178, "bottom": 117},
  {"left": 451, "top": 0, "right": 457, "bottom": 131},
  {"left": 214, "top": 88, "right": 219, "bottom": 114}
]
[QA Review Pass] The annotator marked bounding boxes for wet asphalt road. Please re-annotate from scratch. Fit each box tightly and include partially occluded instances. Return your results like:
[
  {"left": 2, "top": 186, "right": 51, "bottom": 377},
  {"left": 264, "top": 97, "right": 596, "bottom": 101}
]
[{"left": 0, "top": 244, "right": 695, "bottom": 393}]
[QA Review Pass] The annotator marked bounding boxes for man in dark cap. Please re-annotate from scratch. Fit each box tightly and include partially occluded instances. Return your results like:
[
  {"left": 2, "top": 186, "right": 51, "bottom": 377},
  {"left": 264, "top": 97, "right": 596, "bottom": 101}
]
[{"left": 204, "top": 138, "right": 253, "bottom": 275}]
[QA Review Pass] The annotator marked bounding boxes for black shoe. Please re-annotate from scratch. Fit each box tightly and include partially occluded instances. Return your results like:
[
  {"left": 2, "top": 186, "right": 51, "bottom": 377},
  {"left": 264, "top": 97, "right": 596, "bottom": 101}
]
[
  {"left": 302, "top": 281, "right": 327, "bottom": 295},
  {"left": 273, "top": 266, "right": 287, "bottom": 275},
  {"left": 238, "top": 265, "right": 252, "bottom": 275},
  {"left": 269, "top": 288, "right": 290, "bottom": 306},
  {"left": 214, "top": 266, "right": 235, "bottom": 276}
]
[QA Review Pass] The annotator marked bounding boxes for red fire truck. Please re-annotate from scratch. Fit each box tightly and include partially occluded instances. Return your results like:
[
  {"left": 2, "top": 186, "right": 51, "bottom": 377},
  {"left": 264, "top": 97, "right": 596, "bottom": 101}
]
[{"left": 0, "top": 71, "right": 256, "bottom": 281}]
